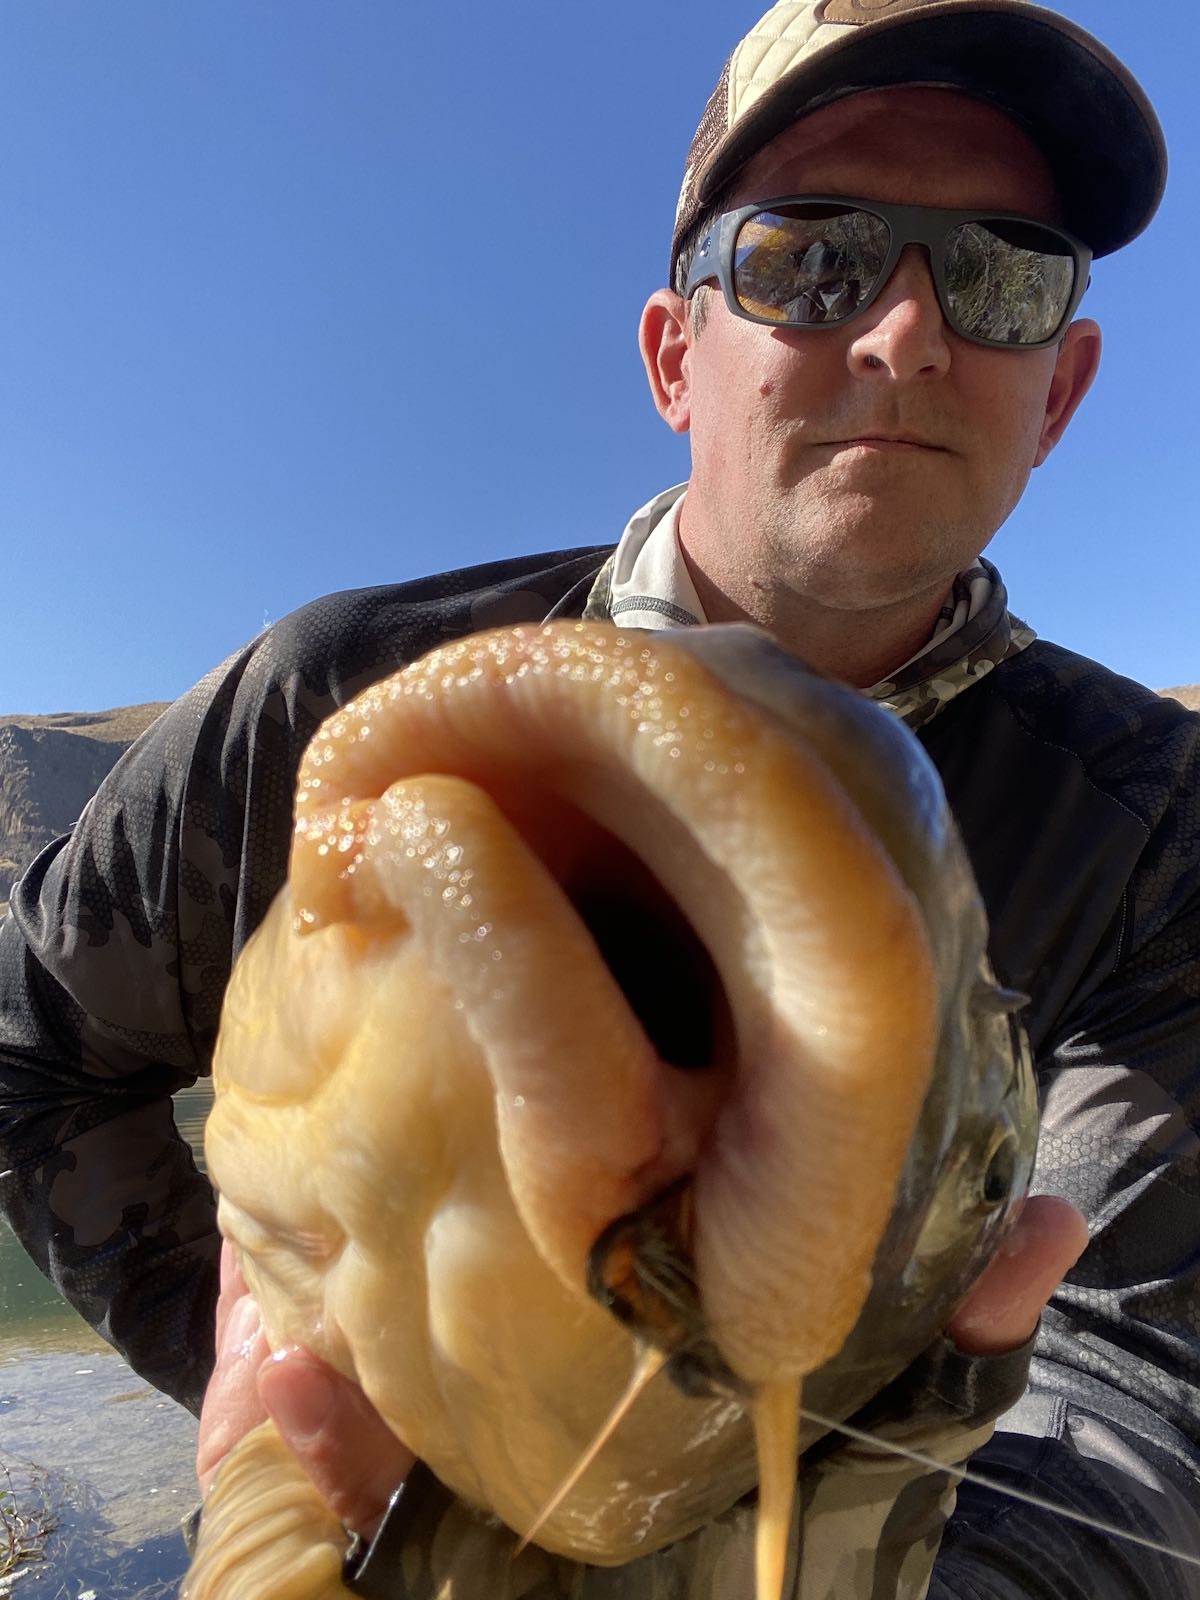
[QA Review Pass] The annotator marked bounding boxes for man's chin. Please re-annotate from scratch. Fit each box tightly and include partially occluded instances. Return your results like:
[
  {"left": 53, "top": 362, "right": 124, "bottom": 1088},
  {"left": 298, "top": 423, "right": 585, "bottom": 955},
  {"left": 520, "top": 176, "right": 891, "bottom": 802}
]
[{"left": 767, "top": 530, "right": 975, "bottom": 619}]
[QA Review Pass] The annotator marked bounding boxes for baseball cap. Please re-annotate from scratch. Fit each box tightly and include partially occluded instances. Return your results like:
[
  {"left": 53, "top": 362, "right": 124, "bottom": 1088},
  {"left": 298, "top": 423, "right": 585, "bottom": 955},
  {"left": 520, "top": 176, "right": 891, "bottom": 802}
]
[{"left": 671, "top": 0, "right": 1167, "bottom": 281}]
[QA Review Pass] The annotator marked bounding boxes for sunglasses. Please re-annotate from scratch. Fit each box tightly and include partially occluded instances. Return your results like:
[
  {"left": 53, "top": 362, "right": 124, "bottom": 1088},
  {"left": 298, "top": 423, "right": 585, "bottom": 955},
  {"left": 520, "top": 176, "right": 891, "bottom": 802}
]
[{"left": 683, "top": 196, "right": 1092, "bottom": 351}]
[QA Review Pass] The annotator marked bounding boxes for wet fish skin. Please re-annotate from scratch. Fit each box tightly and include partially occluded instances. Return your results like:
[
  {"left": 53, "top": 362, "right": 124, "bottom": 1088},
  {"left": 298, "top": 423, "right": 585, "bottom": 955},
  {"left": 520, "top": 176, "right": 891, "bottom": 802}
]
[
  {"left": 672, "top": 629, "right": 1038, "bottom": 1420},
  {"left": 184, "top": 621, "right": 1035, "bottom": 1600}
]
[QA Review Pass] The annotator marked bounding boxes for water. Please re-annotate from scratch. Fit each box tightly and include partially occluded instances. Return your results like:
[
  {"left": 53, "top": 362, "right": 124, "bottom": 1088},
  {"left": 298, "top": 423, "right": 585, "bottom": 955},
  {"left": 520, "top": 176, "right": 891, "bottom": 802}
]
[{"left": 0, "top": 1081, "right": 213, "bottom": 1599}]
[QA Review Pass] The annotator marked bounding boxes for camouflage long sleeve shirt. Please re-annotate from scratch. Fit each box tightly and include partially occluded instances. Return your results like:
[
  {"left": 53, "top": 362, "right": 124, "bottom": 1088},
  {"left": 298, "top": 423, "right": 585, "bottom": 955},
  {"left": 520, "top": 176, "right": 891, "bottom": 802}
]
[{"left": 2, "top": 544, "right": 1199, "bottom": 1597}]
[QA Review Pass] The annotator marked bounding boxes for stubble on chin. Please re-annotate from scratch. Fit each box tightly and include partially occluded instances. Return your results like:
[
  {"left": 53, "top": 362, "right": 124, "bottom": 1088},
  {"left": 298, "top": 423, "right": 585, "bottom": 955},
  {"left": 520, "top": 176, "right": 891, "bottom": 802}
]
[{"left": 748, "top": 479, "right": 985, "bottom": 619}]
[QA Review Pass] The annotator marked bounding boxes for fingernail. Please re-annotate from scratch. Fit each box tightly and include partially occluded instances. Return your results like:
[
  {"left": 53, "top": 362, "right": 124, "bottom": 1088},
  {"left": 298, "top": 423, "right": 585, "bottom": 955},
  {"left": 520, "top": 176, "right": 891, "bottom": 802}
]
[
  {"left": 263, "top": 1362, "right": 335, "bottom": 1445},
  {"left": 220, "top": 1295, "right": 262, "bottom": 1360}
]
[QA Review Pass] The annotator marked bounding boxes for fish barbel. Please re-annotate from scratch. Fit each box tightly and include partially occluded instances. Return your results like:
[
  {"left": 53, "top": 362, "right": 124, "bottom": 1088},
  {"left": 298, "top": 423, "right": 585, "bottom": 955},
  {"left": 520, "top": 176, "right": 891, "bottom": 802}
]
[{"left": 184, "top": 621, "right": 1035, "bottom": 1600}]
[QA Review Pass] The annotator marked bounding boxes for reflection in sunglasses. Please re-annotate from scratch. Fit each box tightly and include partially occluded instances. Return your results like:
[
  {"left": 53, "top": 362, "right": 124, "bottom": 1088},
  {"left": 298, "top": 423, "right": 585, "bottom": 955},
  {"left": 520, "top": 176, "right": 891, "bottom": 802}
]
[
  {"left": 690, "top": 198, "right": 1089, "bottom": 348},
  {"left": 945, "top": 223, "right": 1075, "bottom": 344},
  {"left": 736, "top": 212, "right": 885, "bottom": 326}
]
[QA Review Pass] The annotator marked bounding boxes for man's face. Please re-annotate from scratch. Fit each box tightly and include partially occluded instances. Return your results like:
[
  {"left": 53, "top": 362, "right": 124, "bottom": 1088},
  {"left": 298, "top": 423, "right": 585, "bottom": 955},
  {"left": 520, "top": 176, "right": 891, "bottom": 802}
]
[{"left": 663, "top": 88, "right": 1098, "bottom": 617}]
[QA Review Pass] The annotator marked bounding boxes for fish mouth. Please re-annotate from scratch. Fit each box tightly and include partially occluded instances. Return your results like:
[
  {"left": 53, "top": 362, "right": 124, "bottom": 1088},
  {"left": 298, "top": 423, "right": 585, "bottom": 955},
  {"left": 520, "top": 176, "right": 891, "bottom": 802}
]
[
  {"left": 464, "top": 770, "right": 737, "bottom": 1087},
  {"left": 289, "top": 620, "right": 938, "bottom": 1394},
  {"left": 565, "top": 836, "right": 733, "bottom": 1077},
  {"left": 281, "top": 617, "right": 939, "bottom": 1594}
]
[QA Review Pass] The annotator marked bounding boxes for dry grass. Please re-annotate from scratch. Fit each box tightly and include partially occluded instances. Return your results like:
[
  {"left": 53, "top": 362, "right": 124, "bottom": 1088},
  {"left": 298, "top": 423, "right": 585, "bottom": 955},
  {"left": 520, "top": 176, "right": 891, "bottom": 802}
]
[
  {"left": 0, "top": 1461, "right": 54, "bottom": 1583},
  {"left": 0, "top": 704, "right": 171, "bottom": 744},
  {"left": 0, "top": 1459, "right": 184, "bottom": 1599}
]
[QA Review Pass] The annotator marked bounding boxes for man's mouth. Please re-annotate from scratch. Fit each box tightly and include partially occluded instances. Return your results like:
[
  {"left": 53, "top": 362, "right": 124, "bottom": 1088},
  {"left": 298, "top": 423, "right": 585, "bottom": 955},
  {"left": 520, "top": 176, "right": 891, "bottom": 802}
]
[{"left": 828, "top": 433, "right": 947, "bottom": 453}]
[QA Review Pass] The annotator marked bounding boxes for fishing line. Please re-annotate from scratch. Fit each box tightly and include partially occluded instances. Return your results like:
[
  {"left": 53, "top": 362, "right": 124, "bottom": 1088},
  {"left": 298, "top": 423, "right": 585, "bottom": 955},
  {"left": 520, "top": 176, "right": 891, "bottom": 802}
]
[
  {"left": 799, "top": 1403, "right": 1200, "bottom": 1573},
  {"left": 512, "top": 1358, "right": 1199, "bottom": 1578}
]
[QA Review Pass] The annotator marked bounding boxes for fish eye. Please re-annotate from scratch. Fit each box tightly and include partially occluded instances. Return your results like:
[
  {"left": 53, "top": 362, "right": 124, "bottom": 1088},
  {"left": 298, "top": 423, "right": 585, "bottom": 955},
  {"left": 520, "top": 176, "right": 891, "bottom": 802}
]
[{"left": 981, "top": 1131, "right": 1020, "bottom": 1208}]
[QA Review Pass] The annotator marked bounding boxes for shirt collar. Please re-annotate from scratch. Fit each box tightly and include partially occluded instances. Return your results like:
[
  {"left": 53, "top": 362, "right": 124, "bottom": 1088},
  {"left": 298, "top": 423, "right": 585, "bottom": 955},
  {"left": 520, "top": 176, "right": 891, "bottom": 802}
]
[{"left": 583, "top": 485, "right": 1035, "bottom": 728}]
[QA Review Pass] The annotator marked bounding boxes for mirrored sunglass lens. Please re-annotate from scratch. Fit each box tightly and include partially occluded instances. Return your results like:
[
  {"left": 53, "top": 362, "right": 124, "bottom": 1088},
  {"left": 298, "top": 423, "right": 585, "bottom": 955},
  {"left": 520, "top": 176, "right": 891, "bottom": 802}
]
[
  {"left": 944, "top": 220, "right": 1076, "bottom": 345},
  {"left": 731, "top": 206, "right": 890, "bottom": 325}
]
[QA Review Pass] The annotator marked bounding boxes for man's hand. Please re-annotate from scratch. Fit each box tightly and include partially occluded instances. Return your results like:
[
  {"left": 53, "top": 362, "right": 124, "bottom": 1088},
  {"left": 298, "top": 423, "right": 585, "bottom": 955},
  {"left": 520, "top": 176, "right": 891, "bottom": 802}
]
[
  {"left": 196, "top": 1241, "right": 415, "bottom": 1538},
  {"left": 197, "top": 1197, "right": 1088, "bottom": 1540},
  {"left": 947, "top": 1194, "right": 1088, "bottom": 1354}
]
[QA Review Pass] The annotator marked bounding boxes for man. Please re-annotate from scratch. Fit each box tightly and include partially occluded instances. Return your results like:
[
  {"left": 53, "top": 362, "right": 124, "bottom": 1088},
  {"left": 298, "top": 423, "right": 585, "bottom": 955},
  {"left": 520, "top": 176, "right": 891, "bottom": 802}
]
[{"left": 2, "top": 0, "right": 1197, "bottom": 1594}]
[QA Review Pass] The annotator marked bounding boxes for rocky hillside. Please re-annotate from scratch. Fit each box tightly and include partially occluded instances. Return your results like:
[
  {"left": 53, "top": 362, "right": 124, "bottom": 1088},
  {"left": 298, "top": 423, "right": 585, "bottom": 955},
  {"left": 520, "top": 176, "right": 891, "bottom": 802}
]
[{"left": 0, "top": 705, "right": 169, "bottom": 913}]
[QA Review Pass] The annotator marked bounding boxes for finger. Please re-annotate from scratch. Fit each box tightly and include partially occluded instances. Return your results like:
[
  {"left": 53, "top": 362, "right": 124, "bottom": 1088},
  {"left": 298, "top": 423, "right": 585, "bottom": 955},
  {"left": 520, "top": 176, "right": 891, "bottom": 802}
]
[
  {"left": 948, "top": 1195, "right": 1089, "bottom": 1356},
  {"left": 258, "top": 1345, "right": 419, "bottom": 1540},
  {"left": 196, "top": 1290, "right": 271, "bottom": 1493}
]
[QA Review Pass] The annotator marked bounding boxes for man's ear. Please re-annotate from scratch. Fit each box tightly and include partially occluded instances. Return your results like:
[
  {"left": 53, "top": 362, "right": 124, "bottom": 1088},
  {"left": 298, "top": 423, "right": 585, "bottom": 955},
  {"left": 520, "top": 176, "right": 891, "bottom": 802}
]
[
  {"left": 639, "top": 289, "right": 692, "bottom": 435},
  {"left": 1034, "top": 317, "right": 1102, "bottom": 466}
]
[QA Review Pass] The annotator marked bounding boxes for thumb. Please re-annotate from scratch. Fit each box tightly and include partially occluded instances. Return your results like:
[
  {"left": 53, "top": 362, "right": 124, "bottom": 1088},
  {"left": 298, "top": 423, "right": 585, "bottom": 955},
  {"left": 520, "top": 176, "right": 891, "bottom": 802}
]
[
  {"left": 257, "top": 1345, "right": 418, "bottom": 1539},
  {"left": 948, "top": 1195, "right": 1089, "bottom": 1356}
]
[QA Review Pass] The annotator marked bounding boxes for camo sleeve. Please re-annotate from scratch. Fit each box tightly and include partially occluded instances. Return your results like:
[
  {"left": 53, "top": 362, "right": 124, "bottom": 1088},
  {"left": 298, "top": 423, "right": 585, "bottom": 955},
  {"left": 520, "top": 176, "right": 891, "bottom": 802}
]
[
  {"left": 931, "top": 932, "right": 1200, "bottom": 1587},
  {"left": 0, "top": 639, "right": 304, "bottom": 1414},
  {"left": 0, "top": 622, "right": 415, "bottom": 1414},
  {"left": 928, "top": 673, "right": 1200, "bottom": 1596},
  {"left": 0, "top": 549, "right": 611, "bottom": 1418}
]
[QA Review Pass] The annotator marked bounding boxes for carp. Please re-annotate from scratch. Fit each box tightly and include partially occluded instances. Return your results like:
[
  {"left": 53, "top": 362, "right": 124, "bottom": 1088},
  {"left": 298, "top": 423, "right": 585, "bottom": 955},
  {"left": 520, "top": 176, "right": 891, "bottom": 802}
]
[{"left": 183, "top": 620, "right": 1036, "bottom": 1600}]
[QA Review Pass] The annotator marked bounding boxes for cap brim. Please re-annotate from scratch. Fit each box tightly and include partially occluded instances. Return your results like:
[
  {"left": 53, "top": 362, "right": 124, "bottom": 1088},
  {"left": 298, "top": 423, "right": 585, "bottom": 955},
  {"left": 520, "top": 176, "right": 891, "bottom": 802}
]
[{"left": 694, "top": 2, "right": 1166, "bottom": 259}]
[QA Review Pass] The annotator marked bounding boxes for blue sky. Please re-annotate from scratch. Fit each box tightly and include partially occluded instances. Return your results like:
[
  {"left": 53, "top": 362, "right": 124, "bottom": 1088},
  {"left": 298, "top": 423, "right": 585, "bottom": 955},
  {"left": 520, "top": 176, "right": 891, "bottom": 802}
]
[{"left": 1, "top": 1, "right": 1195, "bottom": 714}]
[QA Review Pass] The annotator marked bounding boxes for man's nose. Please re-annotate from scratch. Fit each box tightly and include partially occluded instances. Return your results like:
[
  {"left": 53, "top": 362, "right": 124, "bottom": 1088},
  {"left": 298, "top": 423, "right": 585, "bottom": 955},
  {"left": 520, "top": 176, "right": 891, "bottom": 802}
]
[{"left": 846, "top": 245, "right": 952, "bottom": 381}]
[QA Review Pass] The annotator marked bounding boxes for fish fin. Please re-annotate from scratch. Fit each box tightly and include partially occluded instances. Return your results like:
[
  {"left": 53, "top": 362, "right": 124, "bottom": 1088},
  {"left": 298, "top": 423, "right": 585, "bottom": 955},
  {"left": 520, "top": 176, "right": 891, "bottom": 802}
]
[
  {"left": 972, "top": 980, "right": 1029, "bottom": 1016},
  {"left": 515, "top": 1344, "right": 667, "bottom": 1558},
  {"left": 182, "top": 1419, "right": 354, "bottom": 1600}
]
